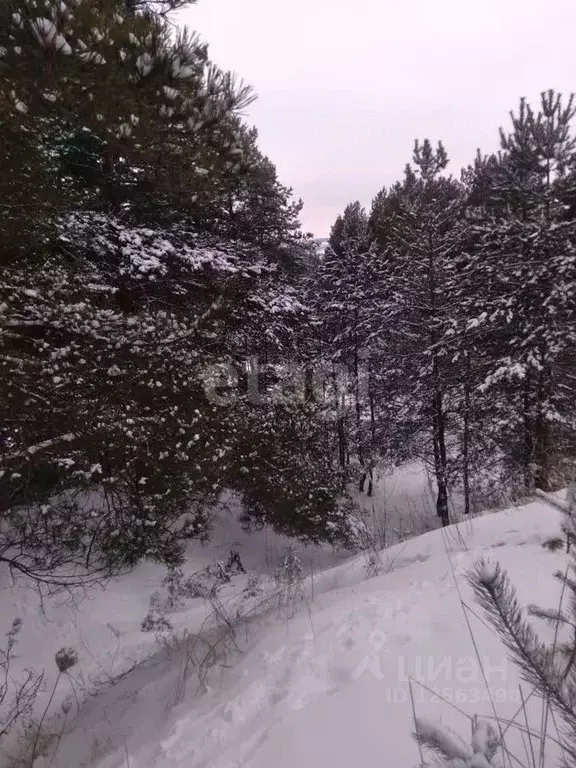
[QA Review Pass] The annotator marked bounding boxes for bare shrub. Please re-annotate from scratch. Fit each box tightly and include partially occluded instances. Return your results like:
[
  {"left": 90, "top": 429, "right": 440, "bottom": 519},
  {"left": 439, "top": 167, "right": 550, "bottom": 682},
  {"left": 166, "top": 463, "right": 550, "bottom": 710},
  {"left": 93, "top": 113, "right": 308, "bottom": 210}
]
[{"left": 0, "top": 619, "right": 43, "bottom": 746}]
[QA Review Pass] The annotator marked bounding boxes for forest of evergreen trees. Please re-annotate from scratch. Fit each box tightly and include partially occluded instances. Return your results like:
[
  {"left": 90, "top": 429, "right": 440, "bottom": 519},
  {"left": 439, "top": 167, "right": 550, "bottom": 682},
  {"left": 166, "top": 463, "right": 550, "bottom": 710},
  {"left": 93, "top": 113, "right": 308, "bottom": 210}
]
[
  {"left": 1, "top": 0, "right": 576, "bottom": 588},
  {"left": 322, "top": 97, "right": 576, "bottom": 524}
]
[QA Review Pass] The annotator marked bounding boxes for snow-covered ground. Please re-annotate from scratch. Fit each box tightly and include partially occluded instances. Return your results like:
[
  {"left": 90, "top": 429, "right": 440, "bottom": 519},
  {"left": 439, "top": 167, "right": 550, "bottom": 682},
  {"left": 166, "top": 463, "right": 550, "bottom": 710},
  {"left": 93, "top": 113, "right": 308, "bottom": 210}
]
[{"left": 0, "top": 468, "right": 567, "bottom": 768}]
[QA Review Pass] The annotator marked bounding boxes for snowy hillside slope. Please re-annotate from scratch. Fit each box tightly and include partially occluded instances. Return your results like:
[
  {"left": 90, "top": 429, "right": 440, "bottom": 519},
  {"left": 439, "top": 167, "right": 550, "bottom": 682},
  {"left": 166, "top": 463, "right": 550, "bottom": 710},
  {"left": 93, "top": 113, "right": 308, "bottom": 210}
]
[
  {"left": 0, "top": 462, "right": 435, "bottom": 761},
  {"left": 148, "top": 501, "right": 564, "bottom": 768},
  {"left": 18, "top": 489, "right": 567, "bottom": 768}
]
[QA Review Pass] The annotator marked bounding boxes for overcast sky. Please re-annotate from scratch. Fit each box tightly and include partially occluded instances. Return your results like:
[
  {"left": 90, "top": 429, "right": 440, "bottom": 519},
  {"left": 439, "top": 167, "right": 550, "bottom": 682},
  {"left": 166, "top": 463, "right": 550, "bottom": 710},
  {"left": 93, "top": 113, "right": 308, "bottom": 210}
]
[{"left": 179, "top": 0, "right": 576, "bottom": 237}]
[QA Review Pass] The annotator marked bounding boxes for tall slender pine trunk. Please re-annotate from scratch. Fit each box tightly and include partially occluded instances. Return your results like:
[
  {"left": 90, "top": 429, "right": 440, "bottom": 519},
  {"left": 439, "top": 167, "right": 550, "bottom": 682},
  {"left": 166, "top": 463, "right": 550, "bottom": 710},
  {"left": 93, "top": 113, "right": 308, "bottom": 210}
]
[
  {"left": 432, "top": 385, "right": 450, "bottom": 527},
  {"left": 534, "top": 354, "right": 552, "bottom": 491},
  {"left": 462, "top": 352, "right": 472, "bottom": 515},
  {"left": 333, "top": 365, "right": 347, "bottom": 489},
  {"left": 522, "top": 372, "right": 534, "bottom": 492}
]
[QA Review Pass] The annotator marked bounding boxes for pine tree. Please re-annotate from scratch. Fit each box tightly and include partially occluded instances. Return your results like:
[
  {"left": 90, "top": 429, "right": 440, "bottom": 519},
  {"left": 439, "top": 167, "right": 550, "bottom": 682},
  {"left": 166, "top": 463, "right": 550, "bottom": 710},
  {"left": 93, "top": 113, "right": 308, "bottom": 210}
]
[
  {"left": 371, "top": 140, "right": 464, "bottom": 526},
  {"left": 0, "top": 0, "right": 365, "bottom": 589},
  {"left": 0, "top": 0, "right": 253, "bottom": 257},
  {"left": 314, "top": 202, "right": 372, "bottom": 488},
  {"left": 328, "top": 200, "right": 369, "bottom": 257},
  {"left": 465, "top": 92, "right": 576, "bottom": 492}
]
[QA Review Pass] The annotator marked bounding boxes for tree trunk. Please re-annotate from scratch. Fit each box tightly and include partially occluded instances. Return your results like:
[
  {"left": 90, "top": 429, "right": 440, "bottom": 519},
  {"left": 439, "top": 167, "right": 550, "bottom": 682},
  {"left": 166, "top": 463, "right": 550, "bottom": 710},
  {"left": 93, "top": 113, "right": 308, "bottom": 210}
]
[
  {"left": 534, "top": 355, "right": 552, "bottom": 491},
  {"left": 462, "top": 353, "right": 471, "bottom": 515},
  {"left": 367, "top": 364, "right": 376, "bottom": 497},
  {"left": 427, "top": 228, "right": 449, "bottom": 526},
  {"left": 333, "top": 366, "right": 347, "bottom": 488},
  {"left": 436, "top": 478, "right": 449, "bottom": 527},
  {"left": 432, "top": 384, "right": 450, "bottom": 527},
  {"left": 353, "top": 316, "right": 365, "bottom": 482},
  {"left": 522, "top": 373, "right": 534, "bottom": 492},
  {"left": 358, "top": 357, "right": 376, "bottom": 495}
]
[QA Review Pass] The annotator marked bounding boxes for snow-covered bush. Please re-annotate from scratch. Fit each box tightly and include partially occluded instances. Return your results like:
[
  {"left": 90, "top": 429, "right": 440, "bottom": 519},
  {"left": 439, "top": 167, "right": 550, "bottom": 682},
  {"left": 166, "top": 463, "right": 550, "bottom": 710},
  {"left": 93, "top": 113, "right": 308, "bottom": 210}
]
[
  {"left": 414, "top": 715, "right": 500, "bottom": 767},
  {"left": 159, "top": 552, "right": 246, "bottom": 609},
  {"left": 141, "top": 594, "right": 173, "bottom": 634},
  {"left": 1, "top": 212, "right": 360, "bottom": 587},
  {"left": 273, "top": 546, "right": 304, "bottom": 617}
]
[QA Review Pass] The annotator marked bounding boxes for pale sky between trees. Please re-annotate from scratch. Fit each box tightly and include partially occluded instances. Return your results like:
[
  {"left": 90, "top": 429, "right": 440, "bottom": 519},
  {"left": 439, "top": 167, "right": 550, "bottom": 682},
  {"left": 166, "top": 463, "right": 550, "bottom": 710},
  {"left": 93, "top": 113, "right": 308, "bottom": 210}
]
[{"left": 180, "top": 0, "right": 576, "bottom": 237}]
